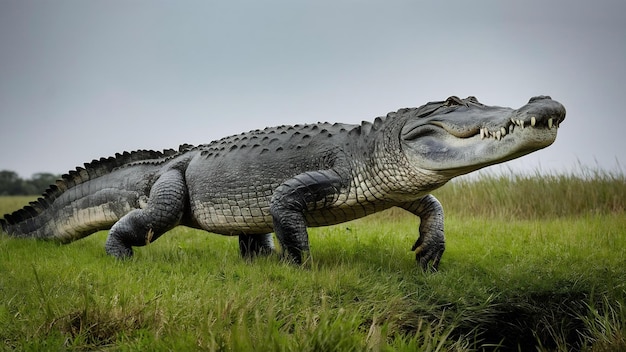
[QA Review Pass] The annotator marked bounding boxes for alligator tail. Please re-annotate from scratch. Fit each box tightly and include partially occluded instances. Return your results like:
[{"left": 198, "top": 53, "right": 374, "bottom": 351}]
[{"left": 0, "top": 147, "right": 187, "bottom": 243}]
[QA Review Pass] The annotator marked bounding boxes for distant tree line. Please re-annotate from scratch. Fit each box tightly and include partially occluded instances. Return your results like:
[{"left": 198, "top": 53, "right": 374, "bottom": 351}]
[{"left": 0, "top": 170, "right": 60, "bottom": 196}]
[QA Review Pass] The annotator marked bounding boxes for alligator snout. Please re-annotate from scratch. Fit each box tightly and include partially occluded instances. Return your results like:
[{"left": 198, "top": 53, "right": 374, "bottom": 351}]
[{"left": 520, "top": 96, "right": 566, "bottom": 125}]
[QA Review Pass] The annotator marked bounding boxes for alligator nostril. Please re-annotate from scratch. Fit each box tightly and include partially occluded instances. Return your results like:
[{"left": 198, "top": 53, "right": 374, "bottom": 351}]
[{"left": 529, "top": 95, "right": 552, "bottom": 103}]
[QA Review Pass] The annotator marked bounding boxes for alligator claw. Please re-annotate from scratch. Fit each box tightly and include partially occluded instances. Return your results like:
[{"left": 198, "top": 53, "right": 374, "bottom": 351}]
[{"left": 412, "top": 236, "right": 445, "bottom": 271}]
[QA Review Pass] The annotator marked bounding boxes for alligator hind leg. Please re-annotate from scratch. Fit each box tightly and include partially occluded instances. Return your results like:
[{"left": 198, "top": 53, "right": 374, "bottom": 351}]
[
  {"left": 238, "top": 233, "right": 275, "bottom": 258},
  {"left": 105, "top": 169, "right": 187, "bottom": 259}
]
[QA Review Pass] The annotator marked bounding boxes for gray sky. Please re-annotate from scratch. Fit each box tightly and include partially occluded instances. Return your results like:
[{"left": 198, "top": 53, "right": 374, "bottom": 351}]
[{"left": 1, "top": 0, "right": 624, "bottom": 178}]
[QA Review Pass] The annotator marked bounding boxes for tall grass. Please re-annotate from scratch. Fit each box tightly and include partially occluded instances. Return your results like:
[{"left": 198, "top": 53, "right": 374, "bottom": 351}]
[
  {"left": 1, "top": 169, "right": 625, "bottom": 350},
  {"left": 432, "top": 168, "right": 625, "bottom": 219}
]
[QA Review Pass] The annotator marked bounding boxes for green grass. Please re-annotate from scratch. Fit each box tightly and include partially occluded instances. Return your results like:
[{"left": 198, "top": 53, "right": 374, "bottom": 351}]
[{"left": 1, "top": 170, "right": 625, "bottom": 351}]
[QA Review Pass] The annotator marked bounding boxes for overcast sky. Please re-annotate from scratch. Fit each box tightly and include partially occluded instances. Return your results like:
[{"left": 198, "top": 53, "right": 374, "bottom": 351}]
[{"left": 1, "top": 0, "right": 624, "bottom": 178}]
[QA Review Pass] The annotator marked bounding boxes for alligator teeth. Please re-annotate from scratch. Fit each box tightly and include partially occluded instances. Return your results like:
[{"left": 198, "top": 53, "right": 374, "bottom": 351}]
[
  {"left": 513, "top": 119, "right": 523, "bottom": 128},
  {"left": 480, "top": 126, "right": 517, "bottom": 140},
  {"left": 482, "top": 116, "right": 560, "bottom": 142}
]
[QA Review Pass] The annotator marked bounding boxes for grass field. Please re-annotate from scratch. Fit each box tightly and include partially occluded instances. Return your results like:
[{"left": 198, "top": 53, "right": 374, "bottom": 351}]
[{"left": 1, "top": 170, "right": 625, "bottom": 351}]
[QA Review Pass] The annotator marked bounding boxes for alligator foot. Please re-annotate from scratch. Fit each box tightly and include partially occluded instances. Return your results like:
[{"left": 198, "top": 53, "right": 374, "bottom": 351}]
[
  {"left": 105, "top": 234, "right": 134, "bottom": 259},
  {"left": 239, "top": 233, "right": 275, "bottom": 259},
  {"left": 412, "top": 235, "right": 445, "bottom": 271}
]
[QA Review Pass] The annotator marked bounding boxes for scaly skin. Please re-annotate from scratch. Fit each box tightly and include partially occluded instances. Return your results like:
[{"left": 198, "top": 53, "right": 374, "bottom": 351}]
[{"left": 1, "top": 96, "right": 566, "bottom": 270}]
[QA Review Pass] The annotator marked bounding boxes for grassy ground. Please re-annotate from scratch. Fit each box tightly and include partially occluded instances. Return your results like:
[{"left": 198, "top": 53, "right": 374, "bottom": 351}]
[{"left": 1, "top": 171, "right": 625, "bottom": 351}]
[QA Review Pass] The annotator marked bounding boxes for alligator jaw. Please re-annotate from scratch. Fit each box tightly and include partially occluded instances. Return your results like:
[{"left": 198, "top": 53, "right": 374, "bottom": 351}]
[
  {"left": 477, "top": 115, "right": 561, "bottom": 141},
  {"left": 424, "top": 112, "right": 562, "bottom": 143},
  {"left": 426, "top": 107, "right": 563, "bottom": 142}
]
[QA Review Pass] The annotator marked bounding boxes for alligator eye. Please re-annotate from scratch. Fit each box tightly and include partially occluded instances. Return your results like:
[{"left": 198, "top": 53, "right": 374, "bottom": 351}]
[
  {"left": 444, "top": 96, "right": 464, "bottom": 106},
  {"left": 465, "top": 96, "right": 481, "bottom": 105}
]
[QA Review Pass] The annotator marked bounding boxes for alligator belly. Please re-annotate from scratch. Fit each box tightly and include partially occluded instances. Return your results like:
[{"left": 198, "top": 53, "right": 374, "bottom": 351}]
[
  {"left": 304, "top": 201, "right": 394, "bottom": 227},
  {"left": 191, "top": 200, "right": 274, "bottom": 235}
]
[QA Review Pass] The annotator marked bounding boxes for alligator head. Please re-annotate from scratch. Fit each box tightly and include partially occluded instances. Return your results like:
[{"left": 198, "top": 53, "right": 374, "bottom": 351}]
[{"left": 401, "top": 95, "right": 566, "bottom": 176}]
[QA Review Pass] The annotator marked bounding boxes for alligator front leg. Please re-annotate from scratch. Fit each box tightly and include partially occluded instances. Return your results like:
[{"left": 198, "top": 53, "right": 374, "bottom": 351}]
[
  {"left": 401, "top": 195, "right": 445, "bottom": 271},
  {"left": 270, "top": 170, "right": 343, "bottom": 264},
  {"left": 105, "top": 169, "right": 187, "bottom": 259}
]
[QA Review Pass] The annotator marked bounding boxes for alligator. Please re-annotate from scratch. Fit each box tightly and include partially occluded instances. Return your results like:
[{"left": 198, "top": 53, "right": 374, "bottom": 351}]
[{"left": 1, "top": 95, "right": 565, "bottom": 270}]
